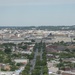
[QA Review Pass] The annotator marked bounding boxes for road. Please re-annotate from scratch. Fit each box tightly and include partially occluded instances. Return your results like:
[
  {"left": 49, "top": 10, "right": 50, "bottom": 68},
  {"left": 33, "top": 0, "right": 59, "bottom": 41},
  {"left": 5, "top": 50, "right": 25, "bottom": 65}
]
[
  {"left": 29, "top": 47, "right": 44, "bottom": 75},
  {"left": 40, "top": 48, "right": 43, "bottom": 75},
  {"left": 29, "top": 49, "right": 38, "bottom": 74},
  {"left": 40, "top": 48, "right": 43, "bottom": 60}
]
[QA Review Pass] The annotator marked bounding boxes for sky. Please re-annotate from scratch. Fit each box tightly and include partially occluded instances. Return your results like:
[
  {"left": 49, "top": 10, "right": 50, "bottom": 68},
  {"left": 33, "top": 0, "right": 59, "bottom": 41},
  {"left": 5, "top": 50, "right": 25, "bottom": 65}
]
[{"left": 0, "top": 0, "right": 75, "bottom": 26}]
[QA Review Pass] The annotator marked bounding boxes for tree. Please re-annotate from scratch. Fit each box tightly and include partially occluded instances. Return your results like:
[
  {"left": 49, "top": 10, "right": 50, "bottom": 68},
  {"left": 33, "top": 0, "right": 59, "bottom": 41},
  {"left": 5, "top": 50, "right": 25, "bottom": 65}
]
[
  {"left": 44, "top": 74, "right": 48, "bottom": 75},
  {"left": 73, "top": 38, "right": 75, "bottom": 40},
  {"left": 21, "top": 45, "right": 27, "bottom": 50},
  {"left": 64, "top": 48, "right": 70, "bottom": 52},
  {"left": 28, "top": 52, "right": 34, "bottom": 60},
  {"left": 10, "top": 65, "right": 18, "bottom": 71},
  {"left": 4, "top": 48, "right": 11, "bottom": 54},
  {"left": 43, "top": 66, "right": 48, "bottom": 74},
  {"left": 57, "top": 62, "right": 64, "bottom": 70},
  {"left": 31, "top": 69, "right": 41, "bottom": 75},
  {"left": 31, "top": 39, "right": 35, "bottom": 42}
]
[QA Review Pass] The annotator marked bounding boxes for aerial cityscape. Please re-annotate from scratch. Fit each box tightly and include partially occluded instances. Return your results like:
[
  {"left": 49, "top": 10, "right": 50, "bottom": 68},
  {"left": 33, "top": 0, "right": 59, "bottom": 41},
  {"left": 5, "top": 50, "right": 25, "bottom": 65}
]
[
  {"left": 0, "top": 0, "right": 75, "bottom": 75},
  {"left": 0, "top": 26, "right": 75, "bottom": 75}
]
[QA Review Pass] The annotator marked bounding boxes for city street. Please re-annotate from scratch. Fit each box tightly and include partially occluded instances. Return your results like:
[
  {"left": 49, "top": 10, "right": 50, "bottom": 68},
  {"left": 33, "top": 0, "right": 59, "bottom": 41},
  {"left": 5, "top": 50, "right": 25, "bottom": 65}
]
[{"left": 29, "top": 49, "right": 38, "bottom": 74}]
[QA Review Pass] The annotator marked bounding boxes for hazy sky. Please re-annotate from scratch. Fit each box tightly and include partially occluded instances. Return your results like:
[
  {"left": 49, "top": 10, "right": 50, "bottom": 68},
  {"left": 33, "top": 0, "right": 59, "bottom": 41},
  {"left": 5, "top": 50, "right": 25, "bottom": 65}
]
[{"left": 0, "top": 0, "right": 75, "bottom": 26}]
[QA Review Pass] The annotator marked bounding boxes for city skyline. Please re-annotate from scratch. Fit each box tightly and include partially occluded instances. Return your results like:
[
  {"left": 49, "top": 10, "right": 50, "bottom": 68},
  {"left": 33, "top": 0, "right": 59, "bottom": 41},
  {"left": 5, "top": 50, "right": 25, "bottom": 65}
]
[{"left": 0, "top": 0, "right": 75, "bottom": 26}]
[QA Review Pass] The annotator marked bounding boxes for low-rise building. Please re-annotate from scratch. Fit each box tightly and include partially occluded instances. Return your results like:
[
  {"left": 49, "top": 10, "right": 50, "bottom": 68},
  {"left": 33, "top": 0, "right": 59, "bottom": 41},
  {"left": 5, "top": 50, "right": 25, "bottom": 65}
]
[
  {"left": 62, "top": 71, "right": 75, "bottom": 75},
  {"left": 14, "top": 59, "right": 29, "bottom": 64},
  {"left": 20, "top": 51, "right": 32, "bottom": 55}
]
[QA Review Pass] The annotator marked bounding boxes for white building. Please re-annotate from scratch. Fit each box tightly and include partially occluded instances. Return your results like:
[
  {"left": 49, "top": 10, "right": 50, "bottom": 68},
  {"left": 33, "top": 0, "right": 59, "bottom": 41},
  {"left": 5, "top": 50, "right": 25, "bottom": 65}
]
[{"left": 14, "top": 59, "right": 29, "bottom": 64}]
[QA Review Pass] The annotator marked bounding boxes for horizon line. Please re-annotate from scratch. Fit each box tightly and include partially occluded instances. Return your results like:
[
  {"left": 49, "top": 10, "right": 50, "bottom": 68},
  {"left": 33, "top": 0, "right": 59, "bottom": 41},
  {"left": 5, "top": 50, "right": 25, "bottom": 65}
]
[{"left": 0, "top": 25, "right": 75, "bottom": 27}]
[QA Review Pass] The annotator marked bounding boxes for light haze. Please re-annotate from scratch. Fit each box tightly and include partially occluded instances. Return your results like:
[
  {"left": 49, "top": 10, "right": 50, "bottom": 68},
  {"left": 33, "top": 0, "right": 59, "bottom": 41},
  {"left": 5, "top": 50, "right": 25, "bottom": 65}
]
[{"left": 0, "top": 0, "right": 75, "bottom": 26}]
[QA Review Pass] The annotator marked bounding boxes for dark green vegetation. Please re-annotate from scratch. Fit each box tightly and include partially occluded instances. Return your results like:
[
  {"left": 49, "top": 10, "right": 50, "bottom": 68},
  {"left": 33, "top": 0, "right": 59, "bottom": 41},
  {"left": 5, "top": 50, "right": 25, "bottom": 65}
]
[
  {"left": 48, "top": 47, "right": 75, "bottom": 71},
  {"left": 31, "top": 43, "right": 48, "bottom": 75},
  {"left": 22, "top": 42, "right": 48, "bottom": 75},
  {"left": 0, "top": 42, "right": 34, "bottom": 71},
  {"left": 57, "top": 48, "right": 75, "bottom": 70},
  {"left": 0, "top": 25, "right": 75, "bottom": 30},
  {"left": 0, "top": 50, "right": 18, "bottom": 71},
  {"left": 22, "top": 62, "right": 31, "bottom": 75}
]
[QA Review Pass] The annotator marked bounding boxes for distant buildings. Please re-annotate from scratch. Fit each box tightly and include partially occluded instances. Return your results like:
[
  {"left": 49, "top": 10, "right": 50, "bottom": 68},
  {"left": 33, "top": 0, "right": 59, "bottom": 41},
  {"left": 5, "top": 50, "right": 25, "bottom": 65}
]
[{"left": 0, "top": 28, "right": 75, "bottom": 44}]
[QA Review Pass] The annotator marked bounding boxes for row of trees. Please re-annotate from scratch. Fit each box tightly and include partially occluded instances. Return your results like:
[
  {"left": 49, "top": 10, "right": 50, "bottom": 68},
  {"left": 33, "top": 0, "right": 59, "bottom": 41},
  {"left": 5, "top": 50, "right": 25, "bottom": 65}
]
[
  {"left": 22, "top": 43, "right": 37, "bottom": 75},
  {"left": 31, "top": 42, "right": 42, "bottom": 75},
  {"left": 22, "top": 42, "right": 48, "bottom": 75},
  {"left": 42, "top": 43, "right": 48, "bottom": 75},
  {"left": 31, "top": 42, "right": 48, "bottom": 75},
  {"left": 22, "top": 63, "right": 31, "bottom": 75}
]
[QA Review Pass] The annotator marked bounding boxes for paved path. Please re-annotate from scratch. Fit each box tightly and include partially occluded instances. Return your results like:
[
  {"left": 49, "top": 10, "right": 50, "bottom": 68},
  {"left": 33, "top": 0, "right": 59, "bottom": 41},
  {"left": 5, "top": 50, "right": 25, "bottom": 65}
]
[
  {"left": 29, "top": 47, "right": 44, "bottom": 75},
  {"left": 29, "top": 49, "right": 38, "bottom": 74},
  {"left": 40, "top": 48, "right": 43, "bottom": 75}
]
